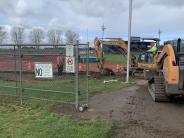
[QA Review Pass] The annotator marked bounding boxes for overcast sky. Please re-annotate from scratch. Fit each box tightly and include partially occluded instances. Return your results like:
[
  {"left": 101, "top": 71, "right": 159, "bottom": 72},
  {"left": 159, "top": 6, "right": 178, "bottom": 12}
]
[{"left": 0, "top": 0, "right": 184, "bottom": 42}]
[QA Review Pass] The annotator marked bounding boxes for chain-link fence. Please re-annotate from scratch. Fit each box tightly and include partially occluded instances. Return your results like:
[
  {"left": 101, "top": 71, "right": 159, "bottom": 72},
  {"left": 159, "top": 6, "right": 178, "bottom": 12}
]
[{"left": 0, "top": 42, "right": 89, "bottom": 111}]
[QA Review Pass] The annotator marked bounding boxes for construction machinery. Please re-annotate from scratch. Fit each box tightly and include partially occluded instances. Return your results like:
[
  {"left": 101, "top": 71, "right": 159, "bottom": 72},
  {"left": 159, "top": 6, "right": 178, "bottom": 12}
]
[
  {"left": 94, "top": 37, "right": 137, "bottom": 74},
  {"left": 94, "top": 37, "right": 159, "bottom": 75},
  {"left": 94, "top": 37, "right": 184, "bottom": 102},
  {"left": 138, "top": 38, "right": 184, "bottom": 102},
  {"left": 131, "top": 38, "right": 160, "bottom": 77}
]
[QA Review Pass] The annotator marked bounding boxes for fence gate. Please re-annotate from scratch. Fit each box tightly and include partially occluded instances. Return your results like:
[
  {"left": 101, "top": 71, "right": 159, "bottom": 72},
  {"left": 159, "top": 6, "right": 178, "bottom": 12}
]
[{"left": 0, "top": 42, "right": 89, "bottom": 111}]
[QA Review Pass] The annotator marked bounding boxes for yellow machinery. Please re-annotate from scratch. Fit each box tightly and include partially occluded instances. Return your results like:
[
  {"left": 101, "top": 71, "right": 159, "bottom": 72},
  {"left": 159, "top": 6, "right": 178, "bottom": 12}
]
[
  {"left": 139, "top": 38, "right": 184, "bottom": 101},
  {"left": 94, "top": 37, "right": 137, "bottom": 74},
  {"left": 95, "top": 37, "right": 184, "bottom": 101}
]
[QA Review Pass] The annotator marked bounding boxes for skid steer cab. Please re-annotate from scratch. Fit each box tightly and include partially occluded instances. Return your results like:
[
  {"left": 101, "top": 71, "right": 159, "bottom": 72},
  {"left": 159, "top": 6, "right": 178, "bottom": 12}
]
[
  {"left": 138, "top": 52, "right": 154, "bottom": 64},
  {"left": 137, "top": 52, "right": 155, "bottom": 79},
  {"left": 138, "top": 39, "right": 159, "bottom": 65},
  {"left": 130, "top": 52, "right": 156, "bottom": 78},
  {"left": 137, "top": 50, "right": 162, "bottom": 79},
  {"left": 137, "top": 38, "right": 160, "bottom": 69}
]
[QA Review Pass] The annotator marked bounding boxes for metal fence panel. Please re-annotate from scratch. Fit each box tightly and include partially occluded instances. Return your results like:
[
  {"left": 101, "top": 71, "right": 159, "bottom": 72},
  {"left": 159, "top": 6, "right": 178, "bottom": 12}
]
[{"left": 0, "top": 43, "right": 89, "bottom": 111}]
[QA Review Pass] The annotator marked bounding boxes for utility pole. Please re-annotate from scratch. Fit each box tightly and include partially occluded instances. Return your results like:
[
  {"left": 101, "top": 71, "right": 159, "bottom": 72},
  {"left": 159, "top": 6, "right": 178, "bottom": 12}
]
[
  {"left": 101, "top": 24, "right": 106, "bottom": 65},
  {"left": 101, "top": 24, "right": 106, "bottom": 40},
  {"left": 126, "top": 0, "right": 133, "bottom": 83},
  {"left": 158, "top": 29, "right": 161, "bottom": 45},
  {"left": 87, "top": 29, "right": 89, "bottom": 42},
  {"left": 158, "top": 29, "right": 161, "bottom": 40}
]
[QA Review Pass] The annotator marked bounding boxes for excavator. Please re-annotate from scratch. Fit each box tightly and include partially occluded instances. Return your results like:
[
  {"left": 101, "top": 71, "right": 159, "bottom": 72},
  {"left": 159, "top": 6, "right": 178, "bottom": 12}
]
[
  {"left": 94, "top": 37, "right": 137, "bottom": 74},
  {"left": 94, "top": 37, "right": 159, "bottom": 75},
  {"left": 138, "top": 38, "right": 184, "bottom": 102}
]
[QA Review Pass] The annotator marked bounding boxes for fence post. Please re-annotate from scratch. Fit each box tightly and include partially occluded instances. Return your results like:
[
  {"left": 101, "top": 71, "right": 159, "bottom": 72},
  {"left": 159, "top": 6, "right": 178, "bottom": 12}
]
[
  {"left": 75, "top": 41, "right": 79, "bottom": 110},
  {"left": 18, "top": 45, "right": 23, "bottom": 105},
  {"left": 14, "top": 45, "right": 18, "bottom": 95},
  {"left": 86, "top": 42, "right": 89, "bottom": 105}
]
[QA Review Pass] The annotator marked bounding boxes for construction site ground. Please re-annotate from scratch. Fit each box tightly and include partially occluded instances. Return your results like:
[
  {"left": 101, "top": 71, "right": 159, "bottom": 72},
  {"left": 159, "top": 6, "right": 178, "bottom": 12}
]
[{"left": 51, "top": 79, "right": 184, "bottom": 138}]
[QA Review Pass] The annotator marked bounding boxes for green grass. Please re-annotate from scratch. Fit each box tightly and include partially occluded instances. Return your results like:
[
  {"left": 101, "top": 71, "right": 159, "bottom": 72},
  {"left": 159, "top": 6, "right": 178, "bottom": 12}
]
[
  {"left": 0, "top": 76, "right": 131, "bottom": 102},
  {"left": 0, "top": 98, "right": 112, "bottom": 138},
  {"left": 0, "top": 75, "right": 132, "bottom": 138},
  {"left": 87, "top": 77, "right": 131, "bottom": 96},
  {"left": 104, "top": 54, "right": 127, "bottom": 63}
]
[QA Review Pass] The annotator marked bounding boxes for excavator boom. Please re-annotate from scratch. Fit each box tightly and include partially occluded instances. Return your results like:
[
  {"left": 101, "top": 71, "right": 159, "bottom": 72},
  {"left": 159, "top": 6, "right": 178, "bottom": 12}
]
[{"left": 94, "top": 37, "right": 137, "bottom": 74}]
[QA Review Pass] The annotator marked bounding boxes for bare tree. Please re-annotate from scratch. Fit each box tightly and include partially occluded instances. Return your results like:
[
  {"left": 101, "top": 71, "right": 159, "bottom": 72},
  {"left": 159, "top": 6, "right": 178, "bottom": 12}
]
[
  {"left": 0, "top": 26, "right": 7, "bottom": 44},
  {"left": 30, "top": 28, "right": 44, "bottom": 49},
  {"left": 11, "top": 26, "right": 25, "bottom": 44},
  {"left": 65, "top": 30, "right": 79, "bottom": 44},
  {"left": 47, "top": 29, "right": 62, "bottom": 48}
]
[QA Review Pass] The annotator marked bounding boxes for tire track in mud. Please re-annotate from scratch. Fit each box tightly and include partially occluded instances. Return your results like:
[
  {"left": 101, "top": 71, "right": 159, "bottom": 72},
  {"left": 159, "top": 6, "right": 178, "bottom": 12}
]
[
  {"left": 111, "top": 83, "right": 184, "bottom": 138},
  {"left": 111, "top": 91, "right": 148, "bottom": 138}
]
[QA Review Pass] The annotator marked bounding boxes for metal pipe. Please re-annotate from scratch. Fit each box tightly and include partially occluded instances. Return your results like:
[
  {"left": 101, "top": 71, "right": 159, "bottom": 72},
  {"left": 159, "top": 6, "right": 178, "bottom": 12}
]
[
  {"left": 86, "top": 42, "right": 89, "bottom": 105},
  {"left": 75, "top": 41, "right": 79, "bottom": 110},
  {"left": 14, "top": 45, "right": 18, "bottom": 94},
  {"left": 0, "top": 94, "right": 75, "bottom": 105},
  {"left": 0, "top": 43, "right": 89, "bottom": 47},
  {"left": 18, "top": 45, "right": 23, "bottom": 104},
  {"left": 126, "top": 0, "right": 133, "bottom": 83}
]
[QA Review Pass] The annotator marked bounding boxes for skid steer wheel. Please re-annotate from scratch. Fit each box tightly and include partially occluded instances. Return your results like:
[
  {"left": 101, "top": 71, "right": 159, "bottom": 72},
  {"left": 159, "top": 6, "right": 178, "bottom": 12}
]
[{"left": 78, "top": 104, "right": 88, "bottom": 112}]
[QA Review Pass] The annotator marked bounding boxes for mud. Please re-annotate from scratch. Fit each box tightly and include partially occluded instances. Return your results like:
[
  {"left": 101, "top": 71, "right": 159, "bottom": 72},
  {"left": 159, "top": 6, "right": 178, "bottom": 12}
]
[{"left": 50, "top": 80, "right": 184, "bottom": 138}]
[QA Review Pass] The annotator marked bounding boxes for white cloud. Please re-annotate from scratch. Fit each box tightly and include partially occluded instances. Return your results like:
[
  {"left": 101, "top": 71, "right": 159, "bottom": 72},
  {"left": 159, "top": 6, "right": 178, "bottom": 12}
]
[{"left": 0, "top": 0, "right": 184, "bottom": 41}]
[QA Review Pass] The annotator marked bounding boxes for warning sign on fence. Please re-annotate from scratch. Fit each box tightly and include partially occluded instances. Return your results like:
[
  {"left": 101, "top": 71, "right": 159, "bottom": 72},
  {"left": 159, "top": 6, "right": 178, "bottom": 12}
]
[
  {"left": 66, "top": 57, "right": 75, "bottom": 73},
  {"left": 34, "top": 62, "right": 53, "bottom": 79},
  {"left": 66, "top": 45, "right": 74, "bottom": 56}
]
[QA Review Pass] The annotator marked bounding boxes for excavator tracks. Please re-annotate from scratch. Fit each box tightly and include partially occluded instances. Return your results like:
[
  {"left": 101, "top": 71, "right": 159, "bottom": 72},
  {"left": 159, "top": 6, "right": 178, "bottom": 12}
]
[{"left": 148, "top": 76, "right": 170, "bottom": 102}]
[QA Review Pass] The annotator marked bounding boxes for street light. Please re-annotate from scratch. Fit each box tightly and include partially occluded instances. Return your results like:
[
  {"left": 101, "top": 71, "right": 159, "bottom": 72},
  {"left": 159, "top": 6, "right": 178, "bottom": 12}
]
[{"left": 126, "top": 0, "right": 133, "bottom": 83}]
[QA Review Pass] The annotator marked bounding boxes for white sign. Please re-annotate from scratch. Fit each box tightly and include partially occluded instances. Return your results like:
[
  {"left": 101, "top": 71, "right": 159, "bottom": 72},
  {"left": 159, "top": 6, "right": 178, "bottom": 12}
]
[
  {"left": 66, "top": 57, "right": 75, "bottom": 73},
  {"left": 66, "top": 45, "right": 74, "bottom": 56},
  {"left": 34, "top": 62, "right": 53, "bottom": 78}
]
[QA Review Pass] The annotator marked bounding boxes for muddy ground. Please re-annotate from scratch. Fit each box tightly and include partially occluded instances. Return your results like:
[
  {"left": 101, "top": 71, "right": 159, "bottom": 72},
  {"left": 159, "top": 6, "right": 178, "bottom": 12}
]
[{"left": 50, "top": 80, "right": 184, "bottom": 138}]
